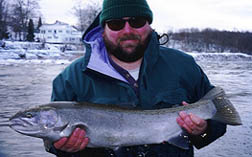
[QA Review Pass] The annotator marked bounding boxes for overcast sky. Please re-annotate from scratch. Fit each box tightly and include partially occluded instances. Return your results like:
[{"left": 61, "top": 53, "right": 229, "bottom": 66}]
[{"left": 39, "top": 0, "right": 252, "bottom": 32}]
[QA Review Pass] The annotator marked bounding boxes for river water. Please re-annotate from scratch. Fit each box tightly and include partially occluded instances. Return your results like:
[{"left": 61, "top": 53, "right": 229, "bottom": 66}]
[{"left": 0, "top": 53, "right": 251, "bottom": 157}]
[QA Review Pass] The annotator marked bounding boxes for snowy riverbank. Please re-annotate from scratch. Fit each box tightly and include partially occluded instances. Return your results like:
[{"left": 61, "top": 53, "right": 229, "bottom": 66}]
[
  {"left": 1, "top": 40, "right": 252, "bottom": 65},
  {"left": 0, "top": 40, "right": 85, "bottom": 64}
]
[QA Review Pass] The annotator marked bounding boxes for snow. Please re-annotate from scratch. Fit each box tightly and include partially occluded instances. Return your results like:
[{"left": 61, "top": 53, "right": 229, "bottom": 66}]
[
  {"left": 188, "top": 52, "right": 252, "bottom": 61},
  {"left": 0, "top": 40, "right": 84, "bottom": 65},
  {"left": 0, "top": 40, "right": 252, "bottom": 65}
]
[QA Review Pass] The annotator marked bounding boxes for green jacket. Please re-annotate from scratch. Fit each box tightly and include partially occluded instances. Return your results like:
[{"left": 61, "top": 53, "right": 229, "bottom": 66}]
[
  {"left": 52, "top": 32, "right": 212, "bottom": 109},
  {"left": 49, "top": 16, "right": 226, "bottom": 157}
]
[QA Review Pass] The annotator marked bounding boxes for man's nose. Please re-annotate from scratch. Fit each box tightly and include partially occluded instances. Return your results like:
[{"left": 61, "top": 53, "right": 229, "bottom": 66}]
[{"left": 122, "top": 22, "right": 134, "bottom": 33}]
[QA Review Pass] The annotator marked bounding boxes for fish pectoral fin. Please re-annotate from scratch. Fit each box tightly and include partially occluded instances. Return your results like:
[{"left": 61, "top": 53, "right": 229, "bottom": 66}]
[
  {"left": 54, "top": 122, "right": 89, "bottom": 138},
  {"left": 53, "top": 123, "right": 69, "bottom": 132},
  {"left": 167, "top": 133, "right": 190, "bottom": 150},
  {"left": 53, "top": 123, "right": 75, "bottom": 138}
]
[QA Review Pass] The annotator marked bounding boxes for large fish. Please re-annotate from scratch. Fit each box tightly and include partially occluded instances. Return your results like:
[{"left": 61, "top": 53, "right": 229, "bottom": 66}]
[{"left": 9, "top": 87, "right": 242, "bottom": 150}]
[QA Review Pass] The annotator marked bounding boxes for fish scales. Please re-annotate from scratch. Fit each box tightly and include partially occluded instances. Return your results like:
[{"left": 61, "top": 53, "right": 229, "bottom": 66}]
[{"left": 9, "top": 87, "right": 242, "bottom": 150}]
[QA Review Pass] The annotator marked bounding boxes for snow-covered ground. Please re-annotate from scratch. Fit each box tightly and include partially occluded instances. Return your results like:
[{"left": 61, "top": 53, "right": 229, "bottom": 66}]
[
  {"left": 0, "top": 40, "right": 84, "bottom": 64},
  {"left": 188, "top": 52, "right": 252, "bottom": 61},
  {"left": 0, "top": 40, "right": 252, "bottom": 65}
]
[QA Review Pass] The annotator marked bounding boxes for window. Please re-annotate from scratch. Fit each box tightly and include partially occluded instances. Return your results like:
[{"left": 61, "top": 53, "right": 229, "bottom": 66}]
[{"left": 48, "top": 30, "right": 52, "bottom": 33}]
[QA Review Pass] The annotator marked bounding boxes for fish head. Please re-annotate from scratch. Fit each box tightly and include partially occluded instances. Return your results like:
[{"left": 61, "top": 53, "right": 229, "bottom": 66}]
[{"left": 9, "top": 106, "right": 62, "bottom": 140}]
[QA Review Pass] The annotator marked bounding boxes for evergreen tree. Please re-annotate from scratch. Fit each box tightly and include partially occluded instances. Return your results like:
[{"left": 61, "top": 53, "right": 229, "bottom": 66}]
[
  {"left": 37, "top": 17, "right": 42, "bottom": 30},
  {"left": 26, "top": 19, "right": 35, "bottom": 42},
  {"left": 10, "top": 0, "right": 40, "bottom": 41}
]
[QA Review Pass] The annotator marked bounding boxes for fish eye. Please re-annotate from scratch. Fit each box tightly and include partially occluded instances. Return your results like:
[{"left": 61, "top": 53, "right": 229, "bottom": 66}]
[{"left": 25, "top": 112, "right": 34, "bottom": 118}]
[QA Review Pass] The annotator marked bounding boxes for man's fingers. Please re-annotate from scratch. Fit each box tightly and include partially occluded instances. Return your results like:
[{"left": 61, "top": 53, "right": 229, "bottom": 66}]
[
  {"left": 189, "top": 113, "right": 201, "bottom": 125},
  {"left": 178, "top": 111, "right": 187, "bottom": 119},
  {"left": 176, "top": 117, "right": 183, "bottom": 126},
  {"left": 54, "top": 128, "right": 88, "bottom": 152},
  {"left": 80, "top": 138, "right": 89, "bottom": 150},
  {"left": 69, "top": 129, "right": 86, "bottom": 152},
  {"left": 182, "top": 101, "right": 189, "bottom": 106},
  {"left": 54, "top": 137, "right": 68, "bottom": 149},
  {"left": 177, "top": 111, "right": 207, "bottom": 135},
  {"left": 185, "top": 115, "right": 196, "bottom": 128},
  {"left": 62, "top": 128, "right": 81, "bottom": 151},
  {"left": 176, "top": 115, "right": 192, "bottom": 133},
  {"left": 188, "top": 113, "right": 207, "bottom": 135},
  {"left": 189, "top": 113, "right": 207, "bottom": 128},
  {"left": 179, "top": 111, "right": 194, "bottom": 127}
]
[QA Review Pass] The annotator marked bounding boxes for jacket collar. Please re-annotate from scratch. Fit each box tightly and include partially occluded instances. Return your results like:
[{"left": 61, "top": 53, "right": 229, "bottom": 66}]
[
  {"left": 140, "top": 31, "right": 160, "bottom": 76},
  {"left": 83, "top": 25, "right": 128, "bottom": 82}
]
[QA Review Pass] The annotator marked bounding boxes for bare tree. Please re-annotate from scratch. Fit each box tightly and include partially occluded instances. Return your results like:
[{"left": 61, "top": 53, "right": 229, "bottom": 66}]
[
  {"left": 72, "top": 0, "right": 101, "bottom": 32},
  {"left": 10, "top": 0, "right": 40, "bottom": 40},
  {"left": 167, "top": 28, "right": 252, "bottom": 54},
  {"left": 0, "top": 0, "right": 9, "bottom": 39}
]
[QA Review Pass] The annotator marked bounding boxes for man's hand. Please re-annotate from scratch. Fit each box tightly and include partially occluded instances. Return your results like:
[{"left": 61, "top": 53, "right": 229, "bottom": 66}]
[
  {"left": 176, "top": 101, "right": 207, "bottom": 135},
  {"left": 54, "top": 128, "right": 89, "bottom": 152}
]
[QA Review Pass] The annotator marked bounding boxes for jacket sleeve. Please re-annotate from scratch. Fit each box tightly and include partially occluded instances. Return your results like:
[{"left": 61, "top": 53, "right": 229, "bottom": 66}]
[
  {"left": 189, "top": 119, "right": 226, "bottom": 149},
  {"left": 189, "top": 64, "right": 227, "bottom": 149},
  {"left": 51, "top": 72, "right": 77, "bottom": 101}
]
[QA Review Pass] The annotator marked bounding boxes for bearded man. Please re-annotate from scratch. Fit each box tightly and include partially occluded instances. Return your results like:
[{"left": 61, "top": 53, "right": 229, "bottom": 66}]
[{"left": 45, "top": 0, "right": 227, "bottom": 156}]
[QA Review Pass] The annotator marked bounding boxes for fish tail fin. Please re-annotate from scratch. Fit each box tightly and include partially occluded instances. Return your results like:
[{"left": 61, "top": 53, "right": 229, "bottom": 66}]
[
  {"left": 212, "top": 95, "right": 242, "bottom": 125},
  {"left": 202, "top": 86, "right": 225, "bottom": 100}
]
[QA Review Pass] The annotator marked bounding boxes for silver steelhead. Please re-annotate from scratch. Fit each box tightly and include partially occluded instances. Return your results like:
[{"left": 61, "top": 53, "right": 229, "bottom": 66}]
[{"left": 9, "top": 87, "right": 242, "bottom": 150}]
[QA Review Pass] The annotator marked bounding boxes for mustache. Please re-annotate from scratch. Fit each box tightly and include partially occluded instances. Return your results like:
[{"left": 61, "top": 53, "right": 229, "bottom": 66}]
[{"left": 119, "top": 35, "right": 141, "bottom": 41}]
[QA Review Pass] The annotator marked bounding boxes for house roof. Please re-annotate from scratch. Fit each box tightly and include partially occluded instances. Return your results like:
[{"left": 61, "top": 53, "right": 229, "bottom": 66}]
[{"left": 40, "top": 20, "right": 80, "bottom": 31}]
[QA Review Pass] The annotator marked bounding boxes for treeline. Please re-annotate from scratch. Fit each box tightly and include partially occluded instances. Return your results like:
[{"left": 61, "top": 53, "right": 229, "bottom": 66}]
[
  {"left": 0, "top": 0, "right": 101, "bottom": 41},
  {"left": 165, "top": 28, "right": 252, "bottom": 55},
  {"left": 1, "top": 0, "right": 252, "bottom": 55},
  {"left": 72, "top": 0, "right": 101, "bottom": 32},
  {"left": 0, "top": 0, "right": 41, "bottom": 41}
]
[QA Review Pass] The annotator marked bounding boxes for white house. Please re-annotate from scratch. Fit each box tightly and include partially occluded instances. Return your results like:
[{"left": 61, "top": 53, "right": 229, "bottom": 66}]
[{"left": 38, "top": 21, "right": 82, "bottom": 44}]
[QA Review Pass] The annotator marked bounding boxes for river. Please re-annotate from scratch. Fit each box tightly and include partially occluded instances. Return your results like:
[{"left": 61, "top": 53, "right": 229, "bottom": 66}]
[{"left": 0, "top": 53, "right": 251, "bottom": 157}]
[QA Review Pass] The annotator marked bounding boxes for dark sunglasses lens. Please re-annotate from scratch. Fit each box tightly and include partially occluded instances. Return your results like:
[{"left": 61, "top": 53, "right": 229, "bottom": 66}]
[
  {"left": 106, "top": 17, "right": 147, "bottom": 31},
  {"left": 129, "top": 18, "right": 147, "bottom": 28},
  {"left": 107, "top": 20, "right": 125, "bottom": 31}
]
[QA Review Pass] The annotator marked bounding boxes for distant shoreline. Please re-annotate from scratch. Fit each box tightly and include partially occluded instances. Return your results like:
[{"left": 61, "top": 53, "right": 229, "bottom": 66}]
[{"left": 0, "top": 40, "right": 251, "bottom": 63}]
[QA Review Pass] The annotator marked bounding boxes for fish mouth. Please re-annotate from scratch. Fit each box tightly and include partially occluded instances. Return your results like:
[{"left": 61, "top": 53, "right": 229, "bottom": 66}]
[
  {"left": 10, "top": 123, "right": 41, "bottom": 135},
  {"left": 9, "top": 119, "right": 41, "bottom": 136},
  {"left": 0, "top": 123, "right": 11, "bottom": 127}
]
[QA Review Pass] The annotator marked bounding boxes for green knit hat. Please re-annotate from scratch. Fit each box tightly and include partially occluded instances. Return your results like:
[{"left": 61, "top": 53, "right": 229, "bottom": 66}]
[{"left": 100, "top": 0, "right": 153, "bottom": 26}]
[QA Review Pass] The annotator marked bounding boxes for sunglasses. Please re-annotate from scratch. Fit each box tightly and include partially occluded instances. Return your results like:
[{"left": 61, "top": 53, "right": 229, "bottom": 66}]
[{"left": 105, "top": 17, "right": 148, "bottom": 31}]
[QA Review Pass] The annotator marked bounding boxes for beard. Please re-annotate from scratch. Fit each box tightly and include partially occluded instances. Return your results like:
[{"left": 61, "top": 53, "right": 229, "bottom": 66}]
[{"left": 103, "top": 33, "right": 151, "bottom": 63}]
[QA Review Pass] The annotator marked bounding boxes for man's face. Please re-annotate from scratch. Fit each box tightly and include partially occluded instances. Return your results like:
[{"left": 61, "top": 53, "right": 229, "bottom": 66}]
[{"left": 103, "top": 17, "right": 152, "bottom": 62}]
